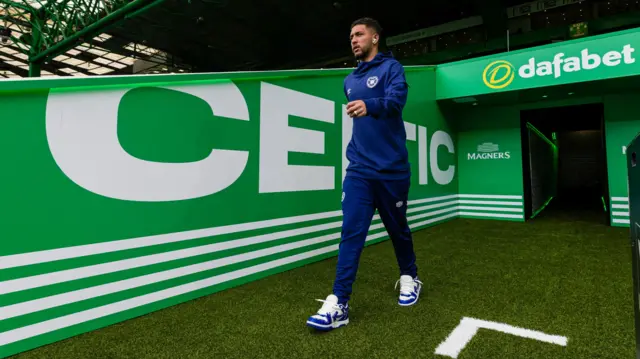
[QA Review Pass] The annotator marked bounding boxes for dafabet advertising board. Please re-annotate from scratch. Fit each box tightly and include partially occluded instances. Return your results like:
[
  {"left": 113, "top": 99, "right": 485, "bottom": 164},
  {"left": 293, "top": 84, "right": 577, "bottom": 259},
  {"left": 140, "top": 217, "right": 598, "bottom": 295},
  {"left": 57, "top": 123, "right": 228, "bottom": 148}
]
[{"left": 436, "top": 28, "right": 640, "bottom": 99}]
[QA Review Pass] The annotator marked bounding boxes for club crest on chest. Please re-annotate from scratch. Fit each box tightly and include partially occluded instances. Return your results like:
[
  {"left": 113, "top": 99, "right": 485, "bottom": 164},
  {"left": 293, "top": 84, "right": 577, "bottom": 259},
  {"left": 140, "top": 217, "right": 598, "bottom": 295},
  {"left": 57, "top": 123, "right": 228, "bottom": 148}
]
[{"left": 366, "top": 76, "right": 379, "bottom": 88}]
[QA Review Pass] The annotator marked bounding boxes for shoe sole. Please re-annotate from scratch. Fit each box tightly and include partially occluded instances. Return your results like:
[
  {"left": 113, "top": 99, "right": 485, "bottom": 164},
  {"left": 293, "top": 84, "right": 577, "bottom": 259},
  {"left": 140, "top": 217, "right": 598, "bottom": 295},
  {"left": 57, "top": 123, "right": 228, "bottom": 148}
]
[{"left": 306, "top": 318, "right": 349, "bottom": 331}]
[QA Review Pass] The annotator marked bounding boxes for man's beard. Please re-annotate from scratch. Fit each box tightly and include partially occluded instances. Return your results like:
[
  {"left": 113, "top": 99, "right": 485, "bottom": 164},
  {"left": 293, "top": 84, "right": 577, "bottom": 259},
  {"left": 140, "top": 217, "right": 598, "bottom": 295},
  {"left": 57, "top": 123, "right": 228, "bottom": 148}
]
[{"left": 354, "top": 47, "right": 369, "bottom": 61}]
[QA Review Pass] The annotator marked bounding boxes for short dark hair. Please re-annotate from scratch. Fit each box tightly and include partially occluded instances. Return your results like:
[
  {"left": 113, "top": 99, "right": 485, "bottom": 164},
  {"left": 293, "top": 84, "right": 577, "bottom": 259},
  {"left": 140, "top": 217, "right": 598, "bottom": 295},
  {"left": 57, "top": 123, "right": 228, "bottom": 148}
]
[{"left": 350, "top": 17, "right": 383, "bottom": 35}]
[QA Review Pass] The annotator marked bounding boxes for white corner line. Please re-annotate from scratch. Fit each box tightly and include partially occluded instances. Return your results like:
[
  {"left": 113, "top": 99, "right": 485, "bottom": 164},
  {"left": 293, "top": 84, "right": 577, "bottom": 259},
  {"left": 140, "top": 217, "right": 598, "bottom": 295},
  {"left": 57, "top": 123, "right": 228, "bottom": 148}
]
[{"left": 435, "top": 317, "right": 568, "bottom": 358}]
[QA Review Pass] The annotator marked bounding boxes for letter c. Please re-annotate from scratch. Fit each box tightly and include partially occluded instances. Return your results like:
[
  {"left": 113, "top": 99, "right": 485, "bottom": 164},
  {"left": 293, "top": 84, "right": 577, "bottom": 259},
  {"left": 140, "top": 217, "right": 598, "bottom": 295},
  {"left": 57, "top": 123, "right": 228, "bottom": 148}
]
[
  {"left": 45, "top": 83, "right": 250, "bottom": 202},
  {"left": 430, "top": 130, "right": 455, "bottom": 185}
]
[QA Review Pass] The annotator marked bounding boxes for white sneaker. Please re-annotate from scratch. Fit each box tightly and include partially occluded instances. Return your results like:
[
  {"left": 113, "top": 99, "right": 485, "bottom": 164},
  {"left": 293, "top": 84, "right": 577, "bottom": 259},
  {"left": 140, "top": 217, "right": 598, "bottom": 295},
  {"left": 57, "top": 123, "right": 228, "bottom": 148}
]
[
  {"left": 395, "top": 275, "right": 423, "bottom": 306},
  {"left": 306, "top": 294, "right": 350, "bottom": 331}
]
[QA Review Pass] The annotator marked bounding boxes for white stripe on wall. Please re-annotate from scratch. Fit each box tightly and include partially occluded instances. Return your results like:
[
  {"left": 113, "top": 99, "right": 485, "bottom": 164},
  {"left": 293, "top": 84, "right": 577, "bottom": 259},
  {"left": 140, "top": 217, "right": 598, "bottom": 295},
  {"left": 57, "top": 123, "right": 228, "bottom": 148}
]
[
  {"left": 0, "top": 194, "right": 521, "bottom": 273},
  {"left": 0, "top": 202, "right": 464, "bottom": 295},
  {"left": 0, "top": 230, "right": 345, "bottom": 320},
  {"left": 458, "top": 206, "right": 524, "bottom": 213},
  {"left": 410, "top": 212, "right": 460, "bottom": 229},
  {"left": 459, "top": 211, "right": 524, "bottom": 219},
  {"left": 0, "top": 211, "right": 461, "bottom": 346},
  {"left": 0, "top": 210, "right": 344, "bottom": 270},
  {"left": 1, "top": 195, "right": 468, "bottom": 270},
  {"left": 408, "top": 200, "right": 458, "bottom": 214},
  {"left": 0, "top": 227, "right": 373, "bottom": 320},
  {"left": 0, "top": 243, "right": 348, "bottom": 347},
  {"left": 611, "top": 197, "right": 630, "bottom": 225},
  {"left": 458, "top": 194, "right": 523, "bottom": 200},
  {"left": 409, "top": 207, "right": 459, "bottom": 222},
  {"left": 0, "top": 220, "right": 342, "bottom": 295},
  {"left": 1, "top": 207, "right": 460, "bottom": 321},
  {"left": 407, "top": 194, "right": 459, "bottom": 205},
  {"left": 612, "top": 204, "right": 630, "bottom": 210},
  {"left": 458, "top": 200, "right": 523, "bottom": 206}
]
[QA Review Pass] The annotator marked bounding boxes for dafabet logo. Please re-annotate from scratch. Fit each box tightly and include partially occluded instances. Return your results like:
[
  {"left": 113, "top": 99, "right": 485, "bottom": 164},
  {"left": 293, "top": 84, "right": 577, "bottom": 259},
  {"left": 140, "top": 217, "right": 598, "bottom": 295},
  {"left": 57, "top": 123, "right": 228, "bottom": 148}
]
[
  {"left": 482, "top": 44, "right": 636, "bottom": 89},
  {"left": 482, "top": 60, "right": 515, "bottom": 89}
]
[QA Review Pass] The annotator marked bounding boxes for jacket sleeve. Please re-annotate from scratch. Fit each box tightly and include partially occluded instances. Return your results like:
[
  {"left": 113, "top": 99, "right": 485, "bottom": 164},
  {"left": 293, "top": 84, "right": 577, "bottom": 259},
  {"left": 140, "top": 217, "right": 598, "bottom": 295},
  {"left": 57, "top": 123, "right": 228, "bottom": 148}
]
[{"left": 363, "top": 62, "right": 408, "bottom": 118}]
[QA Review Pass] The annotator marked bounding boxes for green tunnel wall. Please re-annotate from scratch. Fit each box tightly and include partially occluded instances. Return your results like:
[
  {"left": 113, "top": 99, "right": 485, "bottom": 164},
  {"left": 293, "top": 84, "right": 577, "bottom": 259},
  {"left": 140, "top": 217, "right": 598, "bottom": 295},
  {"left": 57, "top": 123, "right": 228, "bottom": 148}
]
[
  {"left": 605, "top": 92, "right": 639, "bottom": 227},
  {"left": 445, "top": 93, "right": 640, "bottom": 228},
  {"left": 447, "top": 105, "right": 526, "bottom": 221}
]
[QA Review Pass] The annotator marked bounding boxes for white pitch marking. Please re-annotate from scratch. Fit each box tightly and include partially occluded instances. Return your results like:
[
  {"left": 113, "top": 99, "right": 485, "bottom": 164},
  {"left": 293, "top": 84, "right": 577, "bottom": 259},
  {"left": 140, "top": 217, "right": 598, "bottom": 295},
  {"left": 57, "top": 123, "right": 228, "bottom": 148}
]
[{"left": 435, "top": 317, "right": 568, "bottom": 358}]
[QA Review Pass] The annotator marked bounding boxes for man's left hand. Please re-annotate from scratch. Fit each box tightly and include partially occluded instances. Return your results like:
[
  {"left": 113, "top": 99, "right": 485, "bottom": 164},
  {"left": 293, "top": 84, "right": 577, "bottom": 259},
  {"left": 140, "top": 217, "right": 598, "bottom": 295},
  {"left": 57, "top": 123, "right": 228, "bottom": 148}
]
[{"left": 346, "top": 100, "right": 367, "bottom": 118}]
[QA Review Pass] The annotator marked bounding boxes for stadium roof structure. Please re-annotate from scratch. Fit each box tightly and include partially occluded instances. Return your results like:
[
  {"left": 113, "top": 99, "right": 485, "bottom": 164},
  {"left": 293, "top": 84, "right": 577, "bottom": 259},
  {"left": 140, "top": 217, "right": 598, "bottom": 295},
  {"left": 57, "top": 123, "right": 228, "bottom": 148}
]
[
  {"left": 0, "top": 0, "right": 193, "bottom": 79},
  {"left": 0, "top": 0, "right": 494, "bottom": 79}
]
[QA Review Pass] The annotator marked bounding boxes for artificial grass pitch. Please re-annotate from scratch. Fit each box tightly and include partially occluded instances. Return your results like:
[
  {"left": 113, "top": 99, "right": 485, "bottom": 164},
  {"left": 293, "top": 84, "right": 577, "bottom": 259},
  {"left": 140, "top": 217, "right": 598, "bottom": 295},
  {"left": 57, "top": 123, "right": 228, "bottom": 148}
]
[{"left": 10, "top": 210, "right": 635, "bottom": 359}]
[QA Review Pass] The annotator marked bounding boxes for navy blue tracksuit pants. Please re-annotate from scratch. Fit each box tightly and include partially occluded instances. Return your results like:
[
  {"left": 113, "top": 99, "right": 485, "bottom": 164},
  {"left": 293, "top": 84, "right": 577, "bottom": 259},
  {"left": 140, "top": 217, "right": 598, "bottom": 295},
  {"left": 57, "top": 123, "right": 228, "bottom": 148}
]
[{"left": 333, "top": 175, "right": 418, "bottom": 304}]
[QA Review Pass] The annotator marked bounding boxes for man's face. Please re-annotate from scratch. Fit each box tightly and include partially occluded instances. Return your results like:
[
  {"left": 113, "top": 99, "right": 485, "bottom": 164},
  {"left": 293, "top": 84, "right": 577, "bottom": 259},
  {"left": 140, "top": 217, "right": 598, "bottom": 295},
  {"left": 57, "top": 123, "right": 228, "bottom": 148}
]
[{"left": 350, "top": 24, "right": 376, "bottom": 60}]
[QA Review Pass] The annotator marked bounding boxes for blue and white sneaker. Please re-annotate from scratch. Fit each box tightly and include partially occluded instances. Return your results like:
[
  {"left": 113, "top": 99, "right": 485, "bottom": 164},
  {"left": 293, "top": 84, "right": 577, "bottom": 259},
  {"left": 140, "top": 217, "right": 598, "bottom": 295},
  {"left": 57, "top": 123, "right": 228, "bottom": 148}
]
[
  {"left": 395, "top": 275, "right": 423, "bottom": 306},
  {"left": 306, "top": 294, "right": 349, "bottom": 331}
]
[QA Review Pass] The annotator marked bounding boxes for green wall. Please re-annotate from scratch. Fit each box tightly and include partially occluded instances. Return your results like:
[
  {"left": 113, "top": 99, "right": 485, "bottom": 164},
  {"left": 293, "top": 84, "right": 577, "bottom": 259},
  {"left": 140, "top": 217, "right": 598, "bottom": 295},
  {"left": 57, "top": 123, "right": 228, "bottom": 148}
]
[
  {"left": 604, "top": 92, "right": 639, "bottom": 227},
  {"left": 446, "top": 105, "right": 525, "bottom": 221},
  {"left": 0, "top": 67, "right": 463, "bottom": 358}
]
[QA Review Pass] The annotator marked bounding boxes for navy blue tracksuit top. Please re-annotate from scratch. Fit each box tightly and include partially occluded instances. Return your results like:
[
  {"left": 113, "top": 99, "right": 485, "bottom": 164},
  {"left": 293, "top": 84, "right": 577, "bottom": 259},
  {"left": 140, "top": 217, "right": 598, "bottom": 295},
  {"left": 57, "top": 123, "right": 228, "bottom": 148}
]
[{"left": 343, "top": 51, "right": 410, "bottom": 181}]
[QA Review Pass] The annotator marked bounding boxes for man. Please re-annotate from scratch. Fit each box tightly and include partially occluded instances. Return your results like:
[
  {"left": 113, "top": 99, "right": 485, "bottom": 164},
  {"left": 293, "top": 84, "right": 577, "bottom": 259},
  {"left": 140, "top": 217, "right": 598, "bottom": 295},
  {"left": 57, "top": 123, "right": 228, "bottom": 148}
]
[{"left": 306, "top": 17, "right": 422, "bottom": 331}]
